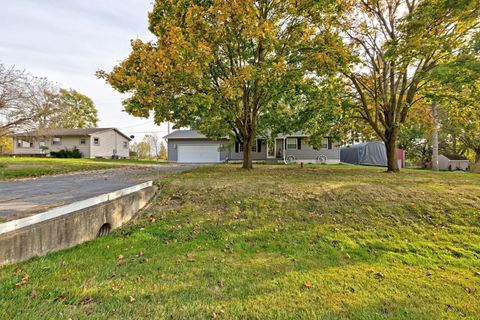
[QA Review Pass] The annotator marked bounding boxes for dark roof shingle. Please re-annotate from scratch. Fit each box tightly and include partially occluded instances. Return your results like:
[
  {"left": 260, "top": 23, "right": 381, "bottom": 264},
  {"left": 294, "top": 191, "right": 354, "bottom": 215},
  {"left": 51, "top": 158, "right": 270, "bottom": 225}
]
[{"left": 12, "top": 128, "right": 132, "bottom": 140}]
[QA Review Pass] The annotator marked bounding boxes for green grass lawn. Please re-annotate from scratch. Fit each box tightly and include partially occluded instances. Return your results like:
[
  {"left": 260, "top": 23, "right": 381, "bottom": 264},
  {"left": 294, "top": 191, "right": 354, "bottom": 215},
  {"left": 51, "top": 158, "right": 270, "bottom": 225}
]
[
  {"left": 0, "top": 165, "right": 479, "bottom": 319},
  {"left": 0, "top": 157, "right": 167, "bottom": 180}
]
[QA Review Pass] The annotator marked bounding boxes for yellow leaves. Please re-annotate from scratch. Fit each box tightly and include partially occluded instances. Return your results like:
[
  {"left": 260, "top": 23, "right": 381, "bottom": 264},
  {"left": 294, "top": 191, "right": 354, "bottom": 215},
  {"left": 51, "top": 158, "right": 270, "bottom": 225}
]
[{"left": 303, "top": 280, "right": 314, "bottom": 288}]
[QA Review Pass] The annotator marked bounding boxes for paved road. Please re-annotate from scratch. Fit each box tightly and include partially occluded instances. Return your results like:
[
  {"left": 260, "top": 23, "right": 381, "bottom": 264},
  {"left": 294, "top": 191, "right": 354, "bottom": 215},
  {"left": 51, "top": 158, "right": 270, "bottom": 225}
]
[{"left": 0, "top": 165, "right": 194, "bottom": 222}]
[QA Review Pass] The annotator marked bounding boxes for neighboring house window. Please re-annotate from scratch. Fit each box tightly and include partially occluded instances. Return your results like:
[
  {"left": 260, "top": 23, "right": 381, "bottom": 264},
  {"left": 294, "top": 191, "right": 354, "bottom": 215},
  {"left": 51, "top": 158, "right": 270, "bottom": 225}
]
[
  {"left": 123, "top": 141, "right": 128, "bottom": 148},
  {"left": 80, "top": 137, "right": 86, "bottom": 145},
  {"left": 93, "top": 137, "right": 100, "bottom": 146},
  {"left": 39, "top": 140, "right": 46, "bottom": 147},
  {"left": 287, "top": 138, "right": 297, "bottom": 150},
  {"left": 52, "top": 137, "right": 61, "bottom": 145},
  {"left": 17, "top": 139, "right": 32, "bottom": 148},
  {"left": 251, "top": 141, "right": 257, "bottom": 152},
  {"left": 239, "top": 143, "right": 244, "bottom": 152}
]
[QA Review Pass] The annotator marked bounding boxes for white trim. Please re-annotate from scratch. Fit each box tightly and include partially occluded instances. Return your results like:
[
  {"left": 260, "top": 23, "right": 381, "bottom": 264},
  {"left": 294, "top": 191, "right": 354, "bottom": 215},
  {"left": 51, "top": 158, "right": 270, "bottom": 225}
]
[
  {"left": 0, "top": 181, "right": 153, "bottom": 235},
  {"left": 266, "top": 141, "right": 276, "bottom": 159}
]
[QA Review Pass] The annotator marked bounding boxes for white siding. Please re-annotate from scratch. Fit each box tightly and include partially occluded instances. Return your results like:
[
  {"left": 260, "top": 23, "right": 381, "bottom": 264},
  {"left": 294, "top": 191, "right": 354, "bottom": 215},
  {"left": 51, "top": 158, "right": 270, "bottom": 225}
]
[
  {"left": 89, "top": 130, "right": 130, "bottom": 158},
  {"left": 13, "top": 136, "right": 91, "bottom": 158},
  {"left": 438, "top": 155, "right": 469, "bottom": 171}
]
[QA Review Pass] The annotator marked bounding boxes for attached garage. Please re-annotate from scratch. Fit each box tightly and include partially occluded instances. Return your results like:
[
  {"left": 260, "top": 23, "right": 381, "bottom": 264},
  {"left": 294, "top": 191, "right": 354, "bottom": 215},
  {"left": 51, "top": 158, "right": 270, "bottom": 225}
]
[
  {"left": 164, "top": 130, "right": 229, "bottom": 163},
  {"left": 177, "top": 145, "right": 220, "bottom": 163}
]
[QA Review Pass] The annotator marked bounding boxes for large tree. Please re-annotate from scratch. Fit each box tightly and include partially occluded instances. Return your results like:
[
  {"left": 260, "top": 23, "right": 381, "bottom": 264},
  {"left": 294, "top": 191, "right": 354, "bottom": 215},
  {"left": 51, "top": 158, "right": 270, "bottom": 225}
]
[
  {"left": 320, "top": 0, "right": 479, "bottom": 172},
  {"left": 0, "top": 64, "right": 36, "bottom": 134},
  {"left": 99, "top": 0, "right": 335, "bottom": 169},
  {"left": 51, "top": 89, "right": 98, "bottom": 128},
  {"left": 0, "top": 64, "right": 98, "bottom": 134}
]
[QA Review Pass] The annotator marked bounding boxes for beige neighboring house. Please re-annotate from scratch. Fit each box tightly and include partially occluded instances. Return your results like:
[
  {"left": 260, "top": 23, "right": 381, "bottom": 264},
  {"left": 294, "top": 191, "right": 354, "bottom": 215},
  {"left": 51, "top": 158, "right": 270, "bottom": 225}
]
[
  {"left": 11, "top": 128, "right": 132, "bottom": 158},
  {"left": 438, "top": 154, "right": 470, "bottom": 171}
]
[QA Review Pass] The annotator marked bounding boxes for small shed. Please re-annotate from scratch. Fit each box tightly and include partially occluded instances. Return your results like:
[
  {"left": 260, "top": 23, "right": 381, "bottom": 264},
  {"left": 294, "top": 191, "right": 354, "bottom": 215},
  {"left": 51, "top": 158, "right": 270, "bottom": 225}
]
[
  {"left": 438, "top": 154, "right": 469, "bottom": 171},
  {"left": 340, "top": 141, "right": 388, "bottom": 167}
]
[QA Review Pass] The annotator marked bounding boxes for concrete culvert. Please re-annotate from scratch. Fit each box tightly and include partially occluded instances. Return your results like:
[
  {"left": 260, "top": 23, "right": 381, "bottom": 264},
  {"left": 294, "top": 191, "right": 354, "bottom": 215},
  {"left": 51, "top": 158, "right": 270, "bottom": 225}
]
[{"left": 97, "top": 223, "right": 111, "bottom": 237}]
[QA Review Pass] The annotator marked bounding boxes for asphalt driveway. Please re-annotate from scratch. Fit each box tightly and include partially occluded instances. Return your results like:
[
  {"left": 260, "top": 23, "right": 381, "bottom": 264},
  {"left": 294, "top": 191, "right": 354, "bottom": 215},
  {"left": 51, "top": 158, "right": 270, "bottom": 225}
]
[{"left": 0, "top": 164, "right": 194, "bottom": 222}]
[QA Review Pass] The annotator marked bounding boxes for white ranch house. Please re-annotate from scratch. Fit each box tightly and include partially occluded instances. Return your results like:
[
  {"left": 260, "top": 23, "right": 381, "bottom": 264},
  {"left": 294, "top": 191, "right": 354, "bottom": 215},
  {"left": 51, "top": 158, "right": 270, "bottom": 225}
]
[{"left": 11, "top": 128, "right": 131, "bottom": 158}]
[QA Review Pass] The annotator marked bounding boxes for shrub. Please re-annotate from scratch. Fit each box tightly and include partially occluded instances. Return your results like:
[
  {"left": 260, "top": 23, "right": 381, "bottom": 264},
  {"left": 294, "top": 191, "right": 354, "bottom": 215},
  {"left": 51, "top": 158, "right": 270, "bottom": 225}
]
[{"left": 50, "top": 147, "right": 82, "bottom": 158}]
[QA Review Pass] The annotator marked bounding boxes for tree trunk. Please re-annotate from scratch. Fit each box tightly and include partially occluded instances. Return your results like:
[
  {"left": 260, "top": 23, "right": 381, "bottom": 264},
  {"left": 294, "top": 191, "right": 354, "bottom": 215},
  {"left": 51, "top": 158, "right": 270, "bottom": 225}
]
[
  {"left": 384, "top": 129, "right": 399, "bottom": 173},
  {"left": 431, "top": 102, "right": 439, "bottom": 171},
  {"left": 242, "top": 138, "right": 253, "bottom": 170},
  {"left": 385, "top": 139, "right": 399, "bottom": 172},
  {"left": 475, "top": 149, "right": 480, "bottom": 164}
]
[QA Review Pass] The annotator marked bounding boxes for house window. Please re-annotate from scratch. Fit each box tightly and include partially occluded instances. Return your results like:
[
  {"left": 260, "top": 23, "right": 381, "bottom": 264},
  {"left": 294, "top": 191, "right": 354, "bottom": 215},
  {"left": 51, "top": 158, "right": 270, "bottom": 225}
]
[
  {"left": 80, "top": 137, "right": 86, "bottom": 145},
  {"left": 321, "top": 138, "right": 328, "bottom": 149},
  {"left": 17, "top": 139, "right": 32, "bottom": 148},
  {"left": 287, "top": 138, "right": 297, "bottom": 150},
  {"left": 251, "top": 141, "right": 257, "bottom": 152},
  {"left": 239, "top": 143, "right": 244, "bottom": 152},
  {"left": 93, "top": 137, "right": 100, "bottom": 146},
  {"left": 123, "top": 141, "right": 128, "bottom": 148},
  {"left": 52, "top": 137, "right": 61, "bottom": 145}
]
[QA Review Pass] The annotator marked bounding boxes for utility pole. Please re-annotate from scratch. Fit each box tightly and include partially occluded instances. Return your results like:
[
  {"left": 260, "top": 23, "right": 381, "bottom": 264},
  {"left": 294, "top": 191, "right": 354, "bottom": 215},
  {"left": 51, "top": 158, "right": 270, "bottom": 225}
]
[{"left": 431, "top": 102, "right": 439, "bottom": 171}]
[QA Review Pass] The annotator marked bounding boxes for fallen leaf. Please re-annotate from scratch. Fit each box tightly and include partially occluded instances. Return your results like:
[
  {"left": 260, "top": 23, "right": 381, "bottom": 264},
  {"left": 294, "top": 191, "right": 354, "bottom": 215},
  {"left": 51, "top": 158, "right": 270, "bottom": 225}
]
[
  {"left": 129, "top": 295, "right": 135, "bottom": 303},
  {"left": 303, "top": 280, "right": 314, "bottom": 288},
  {"left": 55, "top": 294, "right": 67, "bottom": 302},
  {"left": 16, "top": 274, "right": 29, "bottom": 287},
  {"left": 30, "top": 290, "right": 37, "bottom": 298},
  {"left": 79, "top": 297, "right": 94, "bottom": 305},
  {"left": 374, "top": 272, "right": 385, "bottom": 280}
]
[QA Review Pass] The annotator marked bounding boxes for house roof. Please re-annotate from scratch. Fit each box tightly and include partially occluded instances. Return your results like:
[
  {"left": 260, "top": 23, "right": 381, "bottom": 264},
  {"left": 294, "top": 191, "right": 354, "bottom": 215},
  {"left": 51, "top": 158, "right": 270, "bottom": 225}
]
[
  {"left": 164, "top": 129, "right": 311, "bottom": 140},
  {"left": 163, "top": 130, "right": 229, "bottom": 140},
  {"left": 276, "top": 131, "right": 309, "bottom": 139},
  {"left": 442, "top": 154, "right": 468, "bottom": 161},
  {"left": 11, "top": 128, "right": 132, "bottom": 140}
]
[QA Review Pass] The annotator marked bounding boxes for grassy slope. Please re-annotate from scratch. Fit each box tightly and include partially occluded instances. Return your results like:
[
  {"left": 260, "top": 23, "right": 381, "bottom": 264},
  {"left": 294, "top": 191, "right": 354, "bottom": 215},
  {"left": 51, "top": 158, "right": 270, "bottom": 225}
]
[
  {"left": 0, "top": 165, "right": 479, "bottom": 319},
  {"left": 0, "top": 157, "right": 165, "bottom": 180}
]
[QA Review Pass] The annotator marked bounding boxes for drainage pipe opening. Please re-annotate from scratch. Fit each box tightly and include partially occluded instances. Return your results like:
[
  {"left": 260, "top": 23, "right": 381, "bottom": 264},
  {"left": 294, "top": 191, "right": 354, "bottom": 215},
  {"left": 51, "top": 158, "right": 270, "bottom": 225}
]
[{"left": 97, "top": 223, "right": 111, "bottom": 237}]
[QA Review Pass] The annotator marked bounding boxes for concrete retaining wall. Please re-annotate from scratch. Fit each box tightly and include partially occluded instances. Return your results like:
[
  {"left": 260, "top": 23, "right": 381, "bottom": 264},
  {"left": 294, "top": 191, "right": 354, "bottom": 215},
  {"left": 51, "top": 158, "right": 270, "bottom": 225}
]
[{"left": 0, "top": 185, "right": 157, "bottom": 266}]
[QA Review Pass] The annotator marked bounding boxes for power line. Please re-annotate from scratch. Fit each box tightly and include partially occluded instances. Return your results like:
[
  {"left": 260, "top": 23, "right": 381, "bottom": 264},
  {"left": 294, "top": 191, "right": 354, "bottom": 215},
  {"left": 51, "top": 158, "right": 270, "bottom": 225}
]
[
  {"left": 124, "top": 130, "right": 168, "bottom": 134},
  {"left": 119, "top": 120, "right": 156, "bottom": 129}
]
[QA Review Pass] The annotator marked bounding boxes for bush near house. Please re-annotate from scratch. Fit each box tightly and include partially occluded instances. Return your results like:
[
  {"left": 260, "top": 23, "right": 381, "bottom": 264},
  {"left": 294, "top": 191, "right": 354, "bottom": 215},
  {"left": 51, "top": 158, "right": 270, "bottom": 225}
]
[{"left": 50, "top": 147, "right": 82, "bottom": 158}]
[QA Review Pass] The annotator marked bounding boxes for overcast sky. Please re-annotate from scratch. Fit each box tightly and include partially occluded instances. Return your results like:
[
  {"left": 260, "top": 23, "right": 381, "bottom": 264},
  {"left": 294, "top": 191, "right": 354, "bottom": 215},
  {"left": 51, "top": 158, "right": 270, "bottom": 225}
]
[{"left": 0, "top": 0, "right": 170, "bottom": 142}]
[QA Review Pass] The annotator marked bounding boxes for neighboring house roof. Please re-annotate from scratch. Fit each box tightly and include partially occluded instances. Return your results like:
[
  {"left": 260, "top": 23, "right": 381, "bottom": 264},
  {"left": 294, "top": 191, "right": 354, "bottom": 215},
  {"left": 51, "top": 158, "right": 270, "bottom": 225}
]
[
  {"left": 11, "top": 128, "right": 132, "bottom": 141},
  {"left": 163, "top": 130, "right": 230, "bottom": 140},
  {"left": 441, "top": 154, "right": 468, "bottom": 161}
]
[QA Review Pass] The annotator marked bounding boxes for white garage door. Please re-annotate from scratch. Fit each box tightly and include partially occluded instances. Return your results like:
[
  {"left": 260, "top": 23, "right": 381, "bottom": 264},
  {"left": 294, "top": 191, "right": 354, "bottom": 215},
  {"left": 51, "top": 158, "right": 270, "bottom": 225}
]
[{"left": 177, "top": 145, "right": 220, "bottom": 163}]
